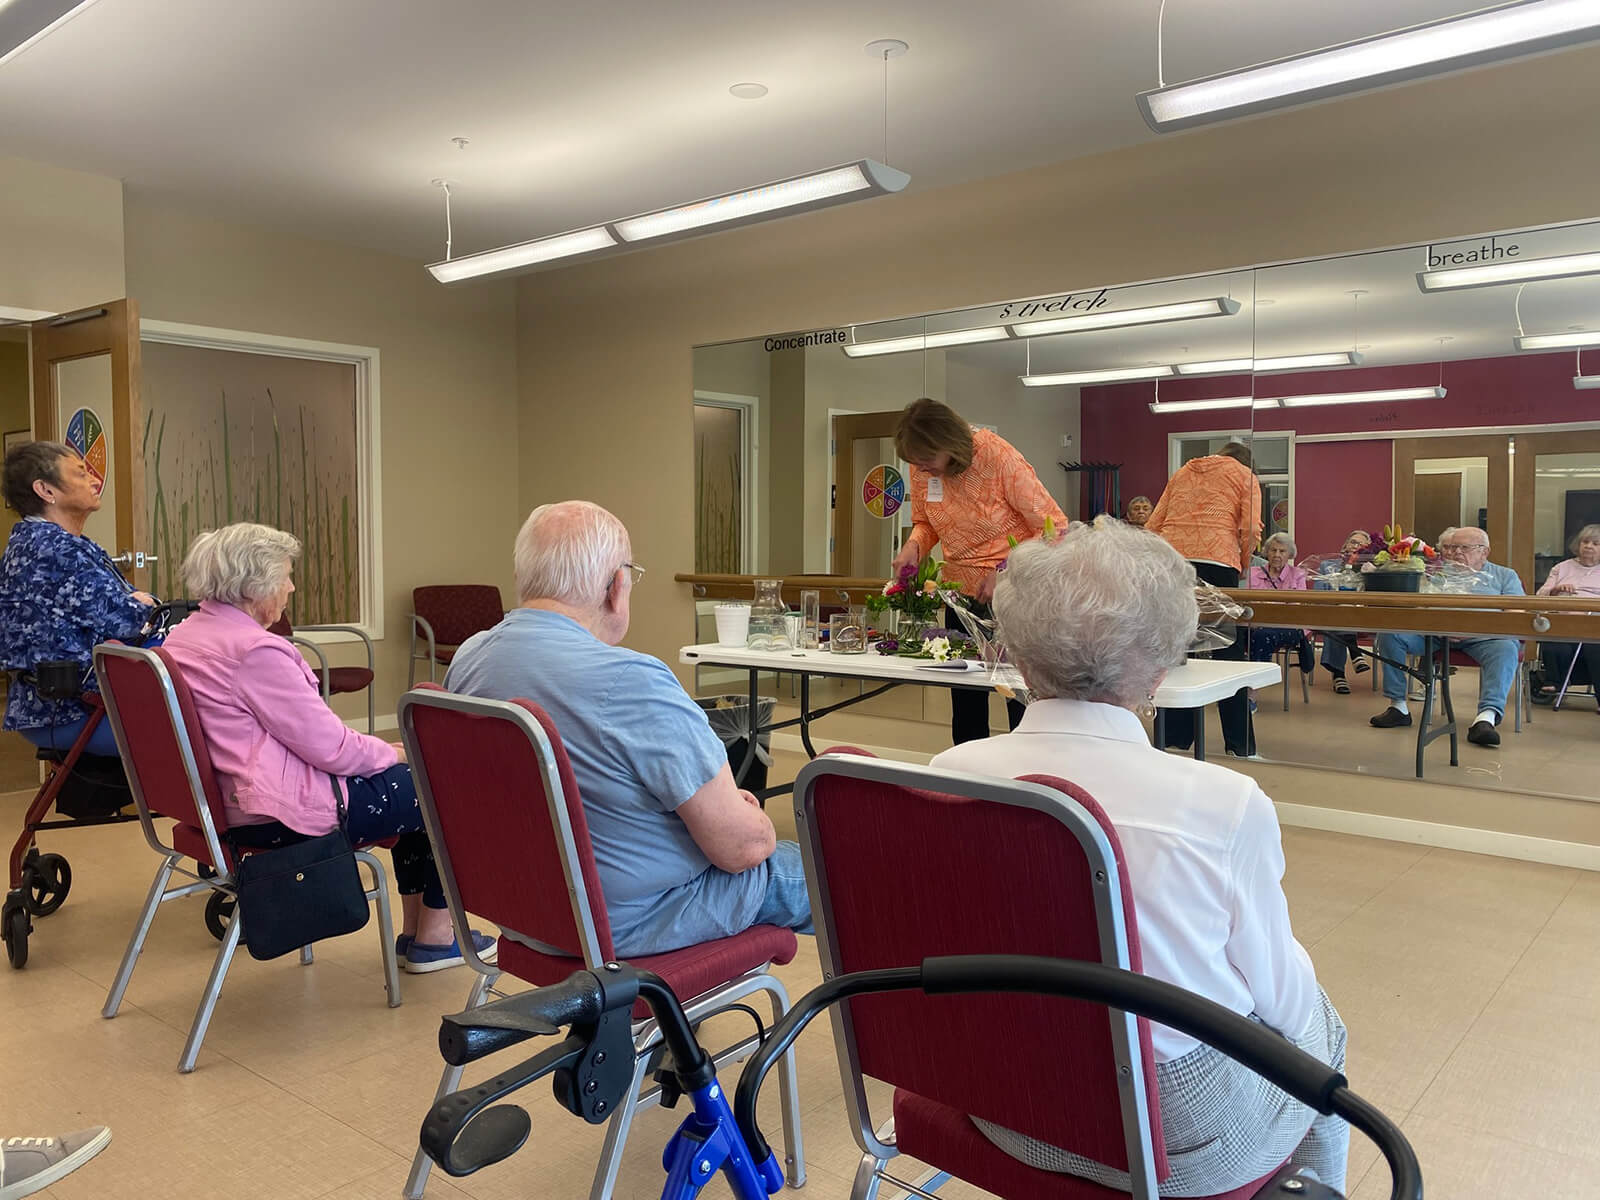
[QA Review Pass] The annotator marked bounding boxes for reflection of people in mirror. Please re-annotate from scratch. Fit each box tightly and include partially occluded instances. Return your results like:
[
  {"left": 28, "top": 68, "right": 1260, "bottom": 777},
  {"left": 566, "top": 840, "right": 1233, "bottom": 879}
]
[
  {"left": 1530, "top": 523, "right": 1600, "bottom": 706},
  {"left": 890, "top": 398, "right": 1066, "bottom": 745},
  {"left": 1124, "top": 494, "right": 1153, "bottom": 528},
  {"left": 1144, "top": 442, "right": 1262, "bottom": 758}
]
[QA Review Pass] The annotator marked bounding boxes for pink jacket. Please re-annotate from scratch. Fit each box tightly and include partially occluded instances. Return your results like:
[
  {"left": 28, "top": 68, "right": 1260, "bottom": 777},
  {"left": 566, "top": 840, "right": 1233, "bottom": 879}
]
[
  {"left": 1247, "top": 563, "right": 1309, "bottom": 591},
  {"left": 161, "top": 600, "right": 397, "bottom": 835}
]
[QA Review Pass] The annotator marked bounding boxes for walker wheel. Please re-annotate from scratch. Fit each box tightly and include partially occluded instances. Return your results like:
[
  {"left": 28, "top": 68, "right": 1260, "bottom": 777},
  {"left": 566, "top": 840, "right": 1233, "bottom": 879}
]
[
  {"left": 3, "top": 897, "right": 29, "bottom": 969},
  {"left": 23, "top": 853, "right": 71, "bottom": 917},
  {"left": 204, "top": 891, "right": 235, "bottom": 941}
]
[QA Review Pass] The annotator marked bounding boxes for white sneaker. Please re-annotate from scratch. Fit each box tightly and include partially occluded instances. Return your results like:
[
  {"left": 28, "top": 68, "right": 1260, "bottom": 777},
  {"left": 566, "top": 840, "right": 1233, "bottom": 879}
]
[{"left": 1, "top": 1128, "right": 111, "bottom": 1200}]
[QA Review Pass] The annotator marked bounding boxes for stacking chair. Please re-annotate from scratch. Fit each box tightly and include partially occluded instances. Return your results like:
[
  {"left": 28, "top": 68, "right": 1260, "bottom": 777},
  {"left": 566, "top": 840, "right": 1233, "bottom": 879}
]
[
  {"left": 1271, "top": 644, "right": 1311, "bottom": 710},
  {"left": 794, "top": 752, "right": 1282, "bottom": 1200},
  {"left": 407, "top": 585, "right": 504, "bottom": 686},
  {"left": 269, "top": 615, "right": 377, "bottom": 733},
  {"left": 398, "top": 686, "right": 806, "bottom": 1200},
  {"left": 94, "top": 644, "right": 402, "bottom": 1074}
]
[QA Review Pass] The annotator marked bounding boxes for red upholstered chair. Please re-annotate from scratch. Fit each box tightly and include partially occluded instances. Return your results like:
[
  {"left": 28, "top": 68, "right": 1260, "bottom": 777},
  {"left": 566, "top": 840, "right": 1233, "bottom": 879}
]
[
  {"left": 94, "top": 644, "right": 402, "bottom": 1074},
  {"left": 397, "top": 686, "right": 805, "bottom": 1200},
  {"left": 268, "top": 615, "right": 377, "bottom": 733},
  {"left": 408, "top": 585, "right": 504, "bottom": 686},
  {"left": 793, "top": 752, "right": 1282, "bottom": 1200}
]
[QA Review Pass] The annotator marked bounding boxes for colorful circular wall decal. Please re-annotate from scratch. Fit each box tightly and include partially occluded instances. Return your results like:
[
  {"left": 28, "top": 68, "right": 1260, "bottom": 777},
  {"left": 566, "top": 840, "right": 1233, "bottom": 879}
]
[
  {"left": 1271, "top": 498, "right": 1289, "bottom": 526},
  {"left": 862, "top": 464, "right": 905, "bottom": 519},
  {"left": 64, "top": 408, "right": 108, "bottom": 496}
]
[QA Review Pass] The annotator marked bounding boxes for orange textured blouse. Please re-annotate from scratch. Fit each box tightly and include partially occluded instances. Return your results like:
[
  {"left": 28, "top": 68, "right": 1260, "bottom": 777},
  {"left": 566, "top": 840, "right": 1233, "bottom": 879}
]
[{"left": 1145, "top": 454, "right": 1262, "bottom": 572}]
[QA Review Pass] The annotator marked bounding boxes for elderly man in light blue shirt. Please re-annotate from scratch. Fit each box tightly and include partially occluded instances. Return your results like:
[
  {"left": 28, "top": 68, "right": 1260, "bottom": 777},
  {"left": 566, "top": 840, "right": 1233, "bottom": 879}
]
[
  {"left": 1369, "top": 526, "right": 1524, "bottom": 747},
  {"left": 445, "top": 500, "right": 812, "bottom": 956}
]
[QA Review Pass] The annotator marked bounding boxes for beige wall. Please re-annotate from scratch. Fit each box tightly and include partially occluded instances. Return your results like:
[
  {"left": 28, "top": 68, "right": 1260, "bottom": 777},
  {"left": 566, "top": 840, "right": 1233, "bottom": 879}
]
[
  {"left": 945, "top": 356, "right": 1077, "bottom": 520},
  {"left": 0, "top": 338, "right": 29, "bottom": 542},
  {"left": 123, "top": 192, "right": 522, "bottom": 719},
  {"left": 0, "top": 157, "right": 125, "bottom": 313}
]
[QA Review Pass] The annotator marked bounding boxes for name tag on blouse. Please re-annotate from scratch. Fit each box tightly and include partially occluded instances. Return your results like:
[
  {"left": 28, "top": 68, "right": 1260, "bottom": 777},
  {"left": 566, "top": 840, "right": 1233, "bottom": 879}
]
[{"left": 926, "top": 477, "right": 944, "bottom": 502}]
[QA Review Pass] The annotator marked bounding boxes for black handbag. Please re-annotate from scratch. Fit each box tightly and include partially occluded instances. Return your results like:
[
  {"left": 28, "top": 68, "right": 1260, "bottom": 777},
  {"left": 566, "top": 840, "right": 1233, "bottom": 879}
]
[{"left": 229, "top": 790, "right": 369, "bottom": 961}]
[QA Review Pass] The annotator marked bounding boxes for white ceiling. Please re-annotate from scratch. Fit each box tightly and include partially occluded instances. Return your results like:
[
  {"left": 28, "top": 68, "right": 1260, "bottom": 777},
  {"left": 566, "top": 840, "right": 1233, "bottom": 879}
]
[{"left": 0, "top": 0, "right": 1499, "bottom": 261}]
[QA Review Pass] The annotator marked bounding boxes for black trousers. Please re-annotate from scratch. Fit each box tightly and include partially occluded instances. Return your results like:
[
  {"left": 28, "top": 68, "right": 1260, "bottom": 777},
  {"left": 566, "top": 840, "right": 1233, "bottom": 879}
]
[
  {"left": 946, "top": 603, "right": 1025, "bottom": 745},
  {"left": 1159, "top": 562, "right": 1254, "bottom": 757},
  {"left": 1536, "top": 640, "right": 1600, "bottom": 701}
]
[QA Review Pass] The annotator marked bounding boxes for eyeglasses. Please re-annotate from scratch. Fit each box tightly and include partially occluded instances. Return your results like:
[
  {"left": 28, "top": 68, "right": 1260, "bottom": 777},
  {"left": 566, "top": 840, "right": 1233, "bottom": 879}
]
[
  {"left": 621, "top": 561, "right": 646, "bottom": 586},
  {"left": 1440, "top": 542, "right": 1487, "bottom": 554}
]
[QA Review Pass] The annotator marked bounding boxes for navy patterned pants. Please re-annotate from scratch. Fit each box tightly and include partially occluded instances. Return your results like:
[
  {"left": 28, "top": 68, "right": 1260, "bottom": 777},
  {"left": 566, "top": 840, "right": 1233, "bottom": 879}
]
[{"left": 227, "top": 763, "right": 446, "bottom": 908}]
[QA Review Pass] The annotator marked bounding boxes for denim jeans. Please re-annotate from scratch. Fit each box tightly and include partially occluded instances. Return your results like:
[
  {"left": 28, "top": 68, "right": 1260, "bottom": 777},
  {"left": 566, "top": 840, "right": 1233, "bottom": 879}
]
[
  {"left": 20, "top": 713, "right": 121, "bottom": 758},
  {"left": 750, "top": 840, "right": 815, "bottom": 934},
  {"left": 1377, "top": 632, "right": 1519, "bottom": 719}
]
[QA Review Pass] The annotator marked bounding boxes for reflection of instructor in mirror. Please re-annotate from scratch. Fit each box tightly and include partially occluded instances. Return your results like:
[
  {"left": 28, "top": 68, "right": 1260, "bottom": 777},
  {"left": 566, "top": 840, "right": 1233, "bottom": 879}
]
[{"left": 890, "top": 398, "right": 1067, "bottom": 745}]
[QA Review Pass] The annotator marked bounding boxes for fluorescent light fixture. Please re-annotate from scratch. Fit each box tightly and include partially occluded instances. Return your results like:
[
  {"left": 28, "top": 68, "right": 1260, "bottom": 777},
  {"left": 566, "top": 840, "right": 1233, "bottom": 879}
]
[
  {"left": 614, "top": 160, "right": 908, "bottom": 242},
  {"left": 0, "top": 0, "right": 103, "bottom": 68},
  {"left": 428, "top": 227, "right": 618, "bottom": 283},
  {"left": 1419, "top": 249, "right": 1600, "bottom": 292},
  {"left": 1148, "top": 396, "right": 1256, "bottom": 413},
  {"left": 429, "top": 159, "right": 909, "bottom": 283},
  {"left": 1575, "top": 375, "right": 1600, "bottom": 389},
  {"left": 1515, "top": 330, "right": 1600, "bottom": 350},
  {"left": 1173, "top": 351, "right": 1363, "bottom": 375},
  {"left": 1138, "top": 0, "right": 1600, "bottom": 133},
  {"left": 1021, "top": 365, "right": 1173, "bottom": 388},
  {"left": 842, "top": 326, "right": 1010, "bottom": 358},
  {"left": 1010, "top": 297, "right": 1239, "bottom": 338},
  {"left": 1275, "top": 386, "right": 1446, "bottom": 408}
]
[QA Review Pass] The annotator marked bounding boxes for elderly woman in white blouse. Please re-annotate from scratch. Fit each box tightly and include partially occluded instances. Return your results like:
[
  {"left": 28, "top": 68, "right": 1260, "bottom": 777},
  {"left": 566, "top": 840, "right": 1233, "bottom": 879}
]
[{"left": 933, "top": 518, "right": 1348, "bottom": 1196}]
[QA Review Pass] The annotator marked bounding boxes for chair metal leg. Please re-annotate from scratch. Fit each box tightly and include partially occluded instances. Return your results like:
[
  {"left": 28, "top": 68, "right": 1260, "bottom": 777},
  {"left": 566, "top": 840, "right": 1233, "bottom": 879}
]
[
  {"left": 178, "top": 911, "right": 243, "bottom": 1073},
  {"left": 356, "top": 850, "right": 402, "bottom": 1007},
  {"left": 102, "top": 853, "right": 179, "bottom": 1019},
  {"left": 762, "top": 982, "right": 806, "bottom": 1188},
  {"left": 1280, "top": 651, "right": 1290, "bottom": 712},
  {"left": 1554, "top": 647, "right": 1581, "bottom": 711},
  {"left": 300, "top": 944, "right": 314, "bottom": 965},
  {"left": 851, "top": 1152, "right": 888, "bottom": 1200},
  {"left": 588, "top": 1052, "right": 653, "bottom": 1200},
  {"left": 404, "top": 969, "right": 496, "bottom": 1199}
]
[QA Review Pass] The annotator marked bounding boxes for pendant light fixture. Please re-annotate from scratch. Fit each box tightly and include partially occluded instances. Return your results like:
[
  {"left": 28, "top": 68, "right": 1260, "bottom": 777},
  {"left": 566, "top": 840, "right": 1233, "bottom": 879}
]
[
  {"left": 428, "top": 42, "right": 912, "bottom": 283},
  {"left": 1419, "top": 248, "right": 1600, "bottom": 293},
  {"left": 1147, "top": 395, "right": 1259, "bottom": 413},
  {"left": 842, "top": 326, "right": 1009, "bottom": 357},
  {"left": 1021, "top": 365, "right": 1174, "bottom": 388},
  {"left": 1174, "top": 351, "right": 1363, "bottom": 376},
  {"left": 0, "top": 0, "right": 102, "bottom": 67},
  {"left": 1138, "top": 0, "right": 1600, "bottom": 133},
  {"left": 1516, "top": 329, "right": 1600, "bottom": 350}
]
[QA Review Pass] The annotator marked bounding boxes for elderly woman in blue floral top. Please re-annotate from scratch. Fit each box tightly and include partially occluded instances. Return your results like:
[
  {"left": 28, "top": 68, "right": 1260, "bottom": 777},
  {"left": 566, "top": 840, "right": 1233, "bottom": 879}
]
[{"left": 0, "top": 442, "right": 159, "bottom": 756}]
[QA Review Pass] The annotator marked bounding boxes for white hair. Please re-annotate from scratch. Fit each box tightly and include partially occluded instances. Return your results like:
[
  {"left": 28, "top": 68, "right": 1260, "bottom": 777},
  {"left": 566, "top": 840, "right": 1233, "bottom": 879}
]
[
  {"left": 514, "top": 500, "right": 630, "bottom": 605},
  {"left": 1571, "top": 523, "right": 1600, "bottom": 552},
  {"left": 995, "top": 517, "right": 1198, "bottom": 707},
  {"left": 1263, "top": 531, "right": 1297, "bottom": 557},
  {"left": 1441, "top": 525, "right": 1488, "bottom": 548},
  {"left": 182, "top": 523, "right": 300, "bottom": 606}
]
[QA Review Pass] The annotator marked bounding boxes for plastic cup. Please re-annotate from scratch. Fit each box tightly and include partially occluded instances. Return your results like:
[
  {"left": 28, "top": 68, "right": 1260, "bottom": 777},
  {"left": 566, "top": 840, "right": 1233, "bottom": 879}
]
[{"left": 714, "top": 603, "right": 751, "bottom": 646}]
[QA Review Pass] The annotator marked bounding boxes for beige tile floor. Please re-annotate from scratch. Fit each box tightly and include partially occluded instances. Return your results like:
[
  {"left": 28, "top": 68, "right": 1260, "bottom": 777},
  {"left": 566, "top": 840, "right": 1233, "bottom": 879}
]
[{"left": 0, "top": 747, "right": 1590, "bottom": 1199}]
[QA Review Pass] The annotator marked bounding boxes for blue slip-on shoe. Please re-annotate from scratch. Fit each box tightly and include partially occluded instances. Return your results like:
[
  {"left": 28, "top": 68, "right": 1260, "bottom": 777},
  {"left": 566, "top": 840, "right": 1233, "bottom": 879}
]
[
  {"left": 404, "top": 929, "right": 498, "bottom": 974},
  {"left": 395, "top": 934, "right": 413, "bottom": 958}
]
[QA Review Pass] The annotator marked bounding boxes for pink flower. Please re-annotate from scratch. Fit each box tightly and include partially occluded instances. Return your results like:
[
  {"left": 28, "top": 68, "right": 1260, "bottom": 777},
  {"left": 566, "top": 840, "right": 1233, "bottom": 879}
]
[
  {"left": 884, "top": 582, "right": 904, "bottom": 596},
  {"left": 898, "top": 563, "right": 916, "bottom": 583}
]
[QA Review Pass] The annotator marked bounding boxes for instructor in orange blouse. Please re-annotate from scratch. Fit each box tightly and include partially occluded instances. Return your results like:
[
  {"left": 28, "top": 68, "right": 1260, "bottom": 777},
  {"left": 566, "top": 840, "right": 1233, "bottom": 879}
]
[{"left": 890, "top": 399, "right": 1067, "bottom": 745}]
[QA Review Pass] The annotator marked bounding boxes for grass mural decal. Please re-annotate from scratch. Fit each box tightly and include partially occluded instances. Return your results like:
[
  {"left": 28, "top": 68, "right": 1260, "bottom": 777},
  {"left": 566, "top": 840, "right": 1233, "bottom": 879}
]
[{"left": 141, "top": 342, "right": 361, "bottom": 625}]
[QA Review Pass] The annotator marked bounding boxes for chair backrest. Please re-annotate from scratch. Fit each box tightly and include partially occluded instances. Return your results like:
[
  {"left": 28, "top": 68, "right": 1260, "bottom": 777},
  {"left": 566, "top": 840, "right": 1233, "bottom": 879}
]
[
  {"left": 94, "top": 643, "right": 232, "bottom": 872},
  {"left": 398, "top": 686, "right": 615, "bottom": 972},
  {"left": 795, "top": 753, "right": 1166, "bottom": 1193},
  {"left": 412, "top": 585, "right": 503, "bottom": 647}
]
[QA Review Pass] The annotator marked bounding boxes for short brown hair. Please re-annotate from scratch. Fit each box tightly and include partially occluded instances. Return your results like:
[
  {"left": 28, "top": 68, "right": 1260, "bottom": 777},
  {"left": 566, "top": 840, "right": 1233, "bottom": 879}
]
[
  {"left": 3, "top": 440, "right": 70, "bottom": 517},
  {"left": 894, "top": 398, "right": 975, "bottom": 475},
  {"left": 1216, "top": 441, "right": 1253, "bottom": 469}
]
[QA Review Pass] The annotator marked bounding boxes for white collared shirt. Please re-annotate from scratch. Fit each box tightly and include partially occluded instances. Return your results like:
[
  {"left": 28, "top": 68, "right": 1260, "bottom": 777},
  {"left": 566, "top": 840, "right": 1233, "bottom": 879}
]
[{"left": 931, "top": 698, "right": 1319, "bottom": 1061}]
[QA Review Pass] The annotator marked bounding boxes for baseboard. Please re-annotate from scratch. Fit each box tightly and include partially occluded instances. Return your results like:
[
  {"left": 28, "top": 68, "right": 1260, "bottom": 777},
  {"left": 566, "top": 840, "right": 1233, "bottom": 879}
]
[
  {"left": 770, "top": 732, "right": 933, "bottom": 765},
  {"left": 1273, "top": 802, "right": 1600, "bottom": 870}
]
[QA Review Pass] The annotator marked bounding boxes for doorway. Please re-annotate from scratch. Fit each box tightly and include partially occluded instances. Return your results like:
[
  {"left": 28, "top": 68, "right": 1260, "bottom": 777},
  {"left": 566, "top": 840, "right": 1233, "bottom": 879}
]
[{"left": 831, "top": 409, "right": 910, "bottom": 577}]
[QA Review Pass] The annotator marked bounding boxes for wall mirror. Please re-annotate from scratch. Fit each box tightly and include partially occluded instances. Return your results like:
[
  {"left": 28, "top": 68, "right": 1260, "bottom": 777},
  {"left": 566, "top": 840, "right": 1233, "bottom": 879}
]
[{"left": 692, "top": 216, "right": 1600, "bottom": 801}]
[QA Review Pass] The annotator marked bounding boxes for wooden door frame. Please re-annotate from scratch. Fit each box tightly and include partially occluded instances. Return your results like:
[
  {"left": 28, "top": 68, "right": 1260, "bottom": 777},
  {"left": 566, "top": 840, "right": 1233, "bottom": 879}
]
[
  {"left": 831, "top": 410, "right": 904, "bottom": 575},
  {"left": 29, "top": 300, "right": 143, "bottom": 579},
  {"left": 1512, "top": 429, "right": 1600, "bottom": 589},
  {"left": 1393, "top": 433, "right": 1508, "bottom": 560}
]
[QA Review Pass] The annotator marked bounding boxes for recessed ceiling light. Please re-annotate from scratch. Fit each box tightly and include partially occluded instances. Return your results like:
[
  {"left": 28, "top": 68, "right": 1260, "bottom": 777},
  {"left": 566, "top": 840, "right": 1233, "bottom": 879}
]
[{"left": 729, "top": 82, "right": 769, "bottom": 100}]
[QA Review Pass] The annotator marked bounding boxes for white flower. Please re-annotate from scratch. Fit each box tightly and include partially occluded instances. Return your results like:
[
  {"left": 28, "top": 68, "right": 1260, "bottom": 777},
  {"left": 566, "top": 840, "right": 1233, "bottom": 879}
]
[{"left": 923, "top": 636, "right": 951, "bottom": 662}]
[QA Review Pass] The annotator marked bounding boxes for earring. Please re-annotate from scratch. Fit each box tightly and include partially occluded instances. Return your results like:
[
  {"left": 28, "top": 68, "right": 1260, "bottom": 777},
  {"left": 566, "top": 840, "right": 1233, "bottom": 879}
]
[{"left": 1138, "top": 694, "right": 1157, "bottom": 719}]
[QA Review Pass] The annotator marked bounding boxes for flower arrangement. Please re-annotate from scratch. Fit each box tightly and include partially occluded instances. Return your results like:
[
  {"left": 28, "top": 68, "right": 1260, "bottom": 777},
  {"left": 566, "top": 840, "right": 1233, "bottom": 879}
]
[
  {"left": 1363, "top": 524, "right": 1437, "bottom": 574},
  {"left": 873, "top": 628, "right": 981, "bottom": 660},
  {"left": 866, "top": 555, "right": 946, "bottom": 625}
]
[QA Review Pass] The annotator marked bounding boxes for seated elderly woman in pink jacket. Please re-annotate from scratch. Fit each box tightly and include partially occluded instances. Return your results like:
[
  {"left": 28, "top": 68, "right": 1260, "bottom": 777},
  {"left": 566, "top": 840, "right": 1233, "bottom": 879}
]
[
  {"left": 161, "top": 523, "right": 493, "bottom": 974},
  {"left": 1245, "top": 531, "right": 1314, "bottom": 677}
]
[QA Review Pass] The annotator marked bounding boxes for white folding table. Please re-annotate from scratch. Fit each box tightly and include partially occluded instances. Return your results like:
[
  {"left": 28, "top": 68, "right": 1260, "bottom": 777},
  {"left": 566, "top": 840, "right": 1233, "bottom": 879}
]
[{"left": 679, "top": 643, "right": 1281, "bottom": 787}]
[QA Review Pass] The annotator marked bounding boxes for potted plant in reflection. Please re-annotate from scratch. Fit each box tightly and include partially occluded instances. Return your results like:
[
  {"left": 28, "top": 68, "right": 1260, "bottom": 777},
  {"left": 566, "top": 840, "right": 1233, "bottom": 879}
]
[
  {"left": 1360, "top": 525, "right": 1437, "bottom": 592},
  {"left": 866, "top": 556, "right": 945, "bottom": 644}
]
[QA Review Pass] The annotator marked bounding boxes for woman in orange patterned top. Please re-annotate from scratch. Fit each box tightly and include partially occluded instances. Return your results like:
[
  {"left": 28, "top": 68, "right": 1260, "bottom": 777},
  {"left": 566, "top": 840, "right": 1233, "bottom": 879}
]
[
  {"left": 891, "top": 398, "right": 1067, "bottom": 745},
  {"left": 1146, "top": 442, "right": 1263, "bottom": 758}
]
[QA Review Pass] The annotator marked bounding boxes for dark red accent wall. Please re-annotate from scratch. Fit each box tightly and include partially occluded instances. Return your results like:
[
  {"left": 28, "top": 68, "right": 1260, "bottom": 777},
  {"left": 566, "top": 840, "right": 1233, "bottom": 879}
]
[{"left": 1082, "top": 351, "right": 1595, "bottom": 555}]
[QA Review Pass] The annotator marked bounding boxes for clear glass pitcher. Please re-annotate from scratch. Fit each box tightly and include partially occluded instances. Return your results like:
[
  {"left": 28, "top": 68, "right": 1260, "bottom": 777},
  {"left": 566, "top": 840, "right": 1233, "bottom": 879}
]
[{"left": 747, "top": 579, "right": 790, "bottom": 650}]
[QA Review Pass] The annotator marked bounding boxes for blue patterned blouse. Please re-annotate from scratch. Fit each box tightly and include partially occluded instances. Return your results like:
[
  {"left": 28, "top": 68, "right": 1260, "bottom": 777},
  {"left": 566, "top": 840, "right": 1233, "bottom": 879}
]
[{"left": 0, "top": 517, "right": 156, "bottom": 731}]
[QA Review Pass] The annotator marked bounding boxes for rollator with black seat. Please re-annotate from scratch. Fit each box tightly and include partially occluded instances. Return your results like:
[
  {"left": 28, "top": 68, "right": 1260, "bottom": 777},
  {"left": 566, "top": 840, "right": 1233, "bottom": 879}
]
[{"left": 2, "top": 659, "right": 139, "bottom": 969}]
